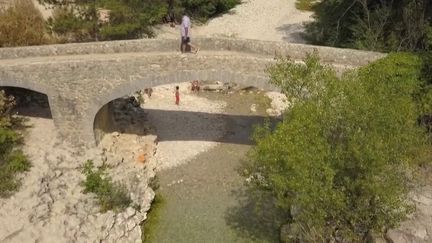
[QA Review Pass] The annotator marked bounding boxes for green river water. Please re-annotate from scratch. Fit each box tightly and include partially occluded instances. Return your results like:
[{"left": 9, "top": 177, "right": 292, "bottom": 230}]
[{"left": 147, "top": 92, "right": 281, "bottom": 243}]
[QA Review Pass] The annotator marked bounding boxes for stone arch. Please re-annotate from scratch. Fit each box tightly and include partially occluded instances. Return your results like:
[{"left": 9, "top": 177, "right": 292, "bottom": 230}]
[
  {"left": 88, "top": 70, "right": 274, "bottom": 145},
  {"left": 0, "top": 79, "right": 55, "bottom": 97},
  {"left": 0, "top": 79, "right": 56, "bottom": 119}
]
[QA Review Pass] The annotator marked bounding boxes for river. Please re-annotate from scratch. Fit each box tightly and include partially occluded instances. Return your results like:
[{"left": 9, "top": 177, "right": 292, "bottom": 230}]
[{"left": 147, "top": 91, "right": 281, "bottom": 243}]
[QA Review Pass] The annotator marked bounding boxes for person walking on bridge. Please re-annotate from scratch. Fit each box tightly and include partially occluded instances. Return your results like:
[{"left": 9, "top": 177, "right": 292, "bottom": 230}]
[{"left": 180, "top": 14, "right": 199, "bottom": 53}]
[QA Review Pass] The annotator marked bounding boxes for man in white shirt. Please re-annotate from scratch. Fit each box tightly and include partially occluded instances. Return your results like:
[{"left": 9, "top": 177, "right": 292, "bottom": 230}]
[{"left": 180, "top": 14, "right": 199, "bottom": 53}]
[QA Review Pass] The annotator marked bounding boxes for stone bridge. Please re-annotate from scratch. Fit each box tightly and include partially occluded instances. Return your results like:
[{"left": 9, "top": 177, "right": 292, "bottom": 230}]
[{"left": 0, "top": 38, "right": 385, "bottom": 147}]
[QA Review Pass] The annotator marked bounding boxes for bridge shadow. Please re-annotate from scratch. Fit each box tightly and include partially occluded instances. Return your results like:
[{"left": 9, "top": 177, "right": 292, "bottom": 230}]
[
  {"left": 145, "top": 108, "right": 275, "bottom": 145},
  {"left": 94, "top": 101, "right": 279, "bottom": 145},
  {"left": 1, "top": 87, "right": 52, "bottom": 119}
]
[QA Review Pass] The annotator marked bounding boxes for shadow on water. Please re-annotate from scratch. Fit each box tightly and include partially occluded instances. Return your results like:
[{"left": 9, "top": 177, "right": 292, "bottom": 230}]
[
  {"left": 143, "top": 109, "right": 269, "bottom": 145},
  {"left": 95, "top": 104, "right": 276, "bottom": 145}
]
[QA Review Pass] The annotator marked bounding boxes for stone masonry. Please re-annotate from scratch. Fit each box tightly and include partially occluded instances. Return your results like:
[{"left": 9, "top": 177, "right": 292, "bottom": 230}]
[{"left": 0, "top": 38, "right": 385, "bottom": 147}]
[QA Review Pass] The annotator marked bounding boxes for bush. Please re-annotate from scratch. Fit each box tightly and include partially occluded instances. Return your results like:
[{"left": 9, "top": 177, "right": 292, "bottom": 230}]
[
  {"left": 45, "top": 0, "right": 169, "bottom": 41},
  {"left": 0, "top": 0, "right": 50, "bottom": 47},
  {"left": 81, "top": 160, "right": 132, "bottom": 212},
  {"left": 243, "top": 52, "right": 431, "bottom": 241},
  {"left": 295, "top": 0, "right": 317, "bottom": 11},
  {"left": 0, "top": 90, "right": 30, "bottom": 198},
  {"left": 47, "top": 7, "right": 95, "bottom": 42},
  {"left": 178, "top": 0, "right": 240, "bottom": 21},
  {"left": 0, "top": 149, "right": 30, "bottom": 197},
  {"left": 45, "top": 0, "right": 240, "bottom": 41},
  {"left": 305, "top": 0, "right": 432, "bottom": 52}
]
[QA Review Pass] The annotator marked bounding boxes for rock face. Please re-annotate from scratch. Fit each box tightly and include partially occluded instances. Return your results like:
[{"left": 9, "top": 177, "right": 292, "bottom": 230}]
[
  {"left": 0, "top": 84, "right": 226, "bottom": 242},
  {"left": 265, "top": 91, "right": 289, "bottom": 117},
  {"left": 386, "top": 186, "right": 432, "bottom": 243},
  {"left": 0, "top": 103, "right": 157, "bottom": 242}
]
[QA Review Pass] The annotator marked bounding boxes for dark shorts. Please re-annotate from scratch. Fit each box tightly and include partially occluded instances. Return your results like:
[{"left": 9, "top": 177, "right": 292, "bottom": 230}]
[{"left": 182, "top": 36, "right": 190, "bottom": 44}]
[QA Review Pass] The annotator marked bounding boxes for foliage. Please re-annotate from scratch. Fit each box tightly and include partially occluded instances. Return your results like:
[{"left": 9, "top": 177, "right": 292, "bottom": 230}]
[
  {"left": 306, "top": 0, "right": 432, "bottom": 52},
  {"left": 0, "top": 90, "right": 30, "bottom": 198},
  {"left": 243, "top": 52, "right": 431, "bottom": 241},
  {"left": 0, "top": 0, "right": 240, "bottom": 44},
  {"left": 48, "top": 7, "right": 96, "bottom": 42},
  {"left": 0, "top": 0, "right": 50, "bottom": 47},
  {"left": 266, "top": 50, "right": 337, "bottom": 104},
  {"left": 177, "top": 0, "right": 240, "bottom": 22},
  {"left": 81, "top": 160, "right": 132, "bottom": 212},
  {"left": 45, "top": 0, "right": 167, "bottom": 42},
  {"left": 43, "top": 0, "right": 240, "bottom": 42},
  {"left": 295, "top": 0, "right": 317, "bottom": 11}
]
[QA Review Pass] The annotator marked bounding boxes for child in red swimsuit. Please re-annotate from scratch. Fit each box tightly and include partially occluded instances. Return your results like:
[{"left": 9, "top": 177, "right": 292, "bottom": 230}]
[{"left": 175, "top": 86, "right": 180, "bottom": 105}]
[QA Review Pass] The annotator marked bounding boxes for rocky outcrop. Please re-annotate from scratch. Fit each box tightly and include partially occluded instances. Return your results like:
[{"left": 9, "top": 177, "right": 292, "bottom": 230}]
[
  {"left": 0, "top": 141, "right": 156, "bottom": 242},
  {"left": 386, "top": 186, "right": 432, "bottom": 243},
  {"left": 0, "top": 100, "right": 158, "bottom": 242},
  {"left": 265, "top": 91, "right": 289, "bottom": 117}
]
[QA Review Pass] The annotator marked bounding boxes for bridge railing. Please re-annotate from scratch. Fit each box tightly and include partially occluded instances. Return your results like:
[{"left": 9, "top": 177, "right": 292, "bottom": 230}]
[{"left": 0, "top": 38, "right": 385, "bottom": 67}]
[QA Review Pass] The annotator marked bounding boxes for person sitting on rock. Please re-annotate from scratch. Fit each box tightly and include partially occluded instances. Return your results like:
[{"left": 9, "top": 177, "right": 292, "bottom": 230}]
[{"left": 191, "top": 80, "right": 200, "bottom": 91}]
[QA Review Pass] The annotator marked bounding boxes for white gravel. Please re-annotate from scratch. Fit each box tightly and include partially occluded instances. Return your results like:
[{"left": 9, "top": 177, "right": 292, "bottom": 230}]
[{"left": 156, "top": 0, "right": 313, "bottom": 43}]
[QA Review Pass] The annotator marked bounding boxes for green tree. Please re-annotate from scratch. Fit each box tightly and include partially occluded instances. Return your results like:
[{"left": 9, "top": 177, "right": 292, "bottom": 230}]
[
  {"left": 243, "top": 52, "right": 430, "bottom": 241},
  {"left": 42, "top": 0, "right": 240, "bottom": 42},
  {"left": 178, "top": 0, "right": 240, "bottom": 21},
  {"left": 44, "top": 0, "right": 168, "bottom": 42},
  {"left": 306, "top": 0, "right": 432, "bottom": 52}
]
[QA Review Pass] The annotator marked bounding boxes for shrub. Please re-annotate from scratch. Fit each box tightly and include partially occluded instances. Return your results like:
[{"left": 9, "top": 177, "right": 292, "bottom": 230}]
[
  {"left": 45, "top": 0, "right": 168, "bottom": 41},
  {"left": 0, "top": 0, "right": 50, "bottom": 47},
  {"left": 295, "top": 0, "right": 317, "bottom": 11},
  {"left": 305, "top": 0, "right": 432, "bottom": 52},
  {"left": 81, "top": 160, "right": 132, "bottom": 212},
  {"left": 0, "top": 90, "right": 30, "bottom": 198},
  {"left": 177, "top": 0, "right": 240, "bottom": 21},
  {"left": 47, "top": 7, "right": 95, "bottom": 42},
  {"left": 243, "top": 52, "right": 431, "bottom": 241}
]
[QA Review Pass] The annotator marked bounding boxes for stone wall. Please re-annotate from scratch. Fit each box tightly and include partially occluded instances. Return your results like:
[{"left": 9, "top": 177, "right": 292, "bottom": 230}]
[{"left": 93, "top": 101, "right": 115, "bottom": 144}]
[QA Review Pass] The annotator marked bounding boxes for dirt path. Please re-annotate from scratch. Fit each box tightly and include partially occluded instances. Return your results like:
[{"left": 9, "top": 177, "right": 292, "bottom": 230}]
[{"left": 155, "top": 0, "right": 312, "bottom": 43}]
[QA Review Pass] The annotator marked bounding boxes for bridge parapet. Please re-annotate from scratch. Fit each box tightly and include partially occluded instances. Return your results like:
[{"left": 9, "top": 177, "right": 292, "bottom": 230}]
[{"left": 0, "top": 38, "right": 385, "bottom": 67}]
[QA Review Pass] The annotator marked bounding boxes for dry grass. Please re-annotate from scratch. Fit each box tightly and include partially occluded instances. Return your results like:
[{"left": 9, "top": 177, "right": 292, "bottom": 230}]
[{"left": 0, "top": 0, "right": 51, "bottom": 47}]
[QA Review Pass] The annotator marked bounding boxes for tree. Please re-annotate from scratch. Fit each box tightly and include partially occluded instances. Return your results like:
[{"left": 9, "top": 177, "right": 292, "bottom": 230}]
[
  {"left": 243, "top": 52, "right": 431, "bottom": 241},
  {"left": 178, "top": 0, "right": 240, "bottom": 21},
  {"left": 306, "top": 0, "right": 432, "bottom": 52},
  {"left": 42, "top": 0, "right": 240, "bottom": 42},
  {"left": 44, "top": 0, "right": 168, "bottom": 42}
]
